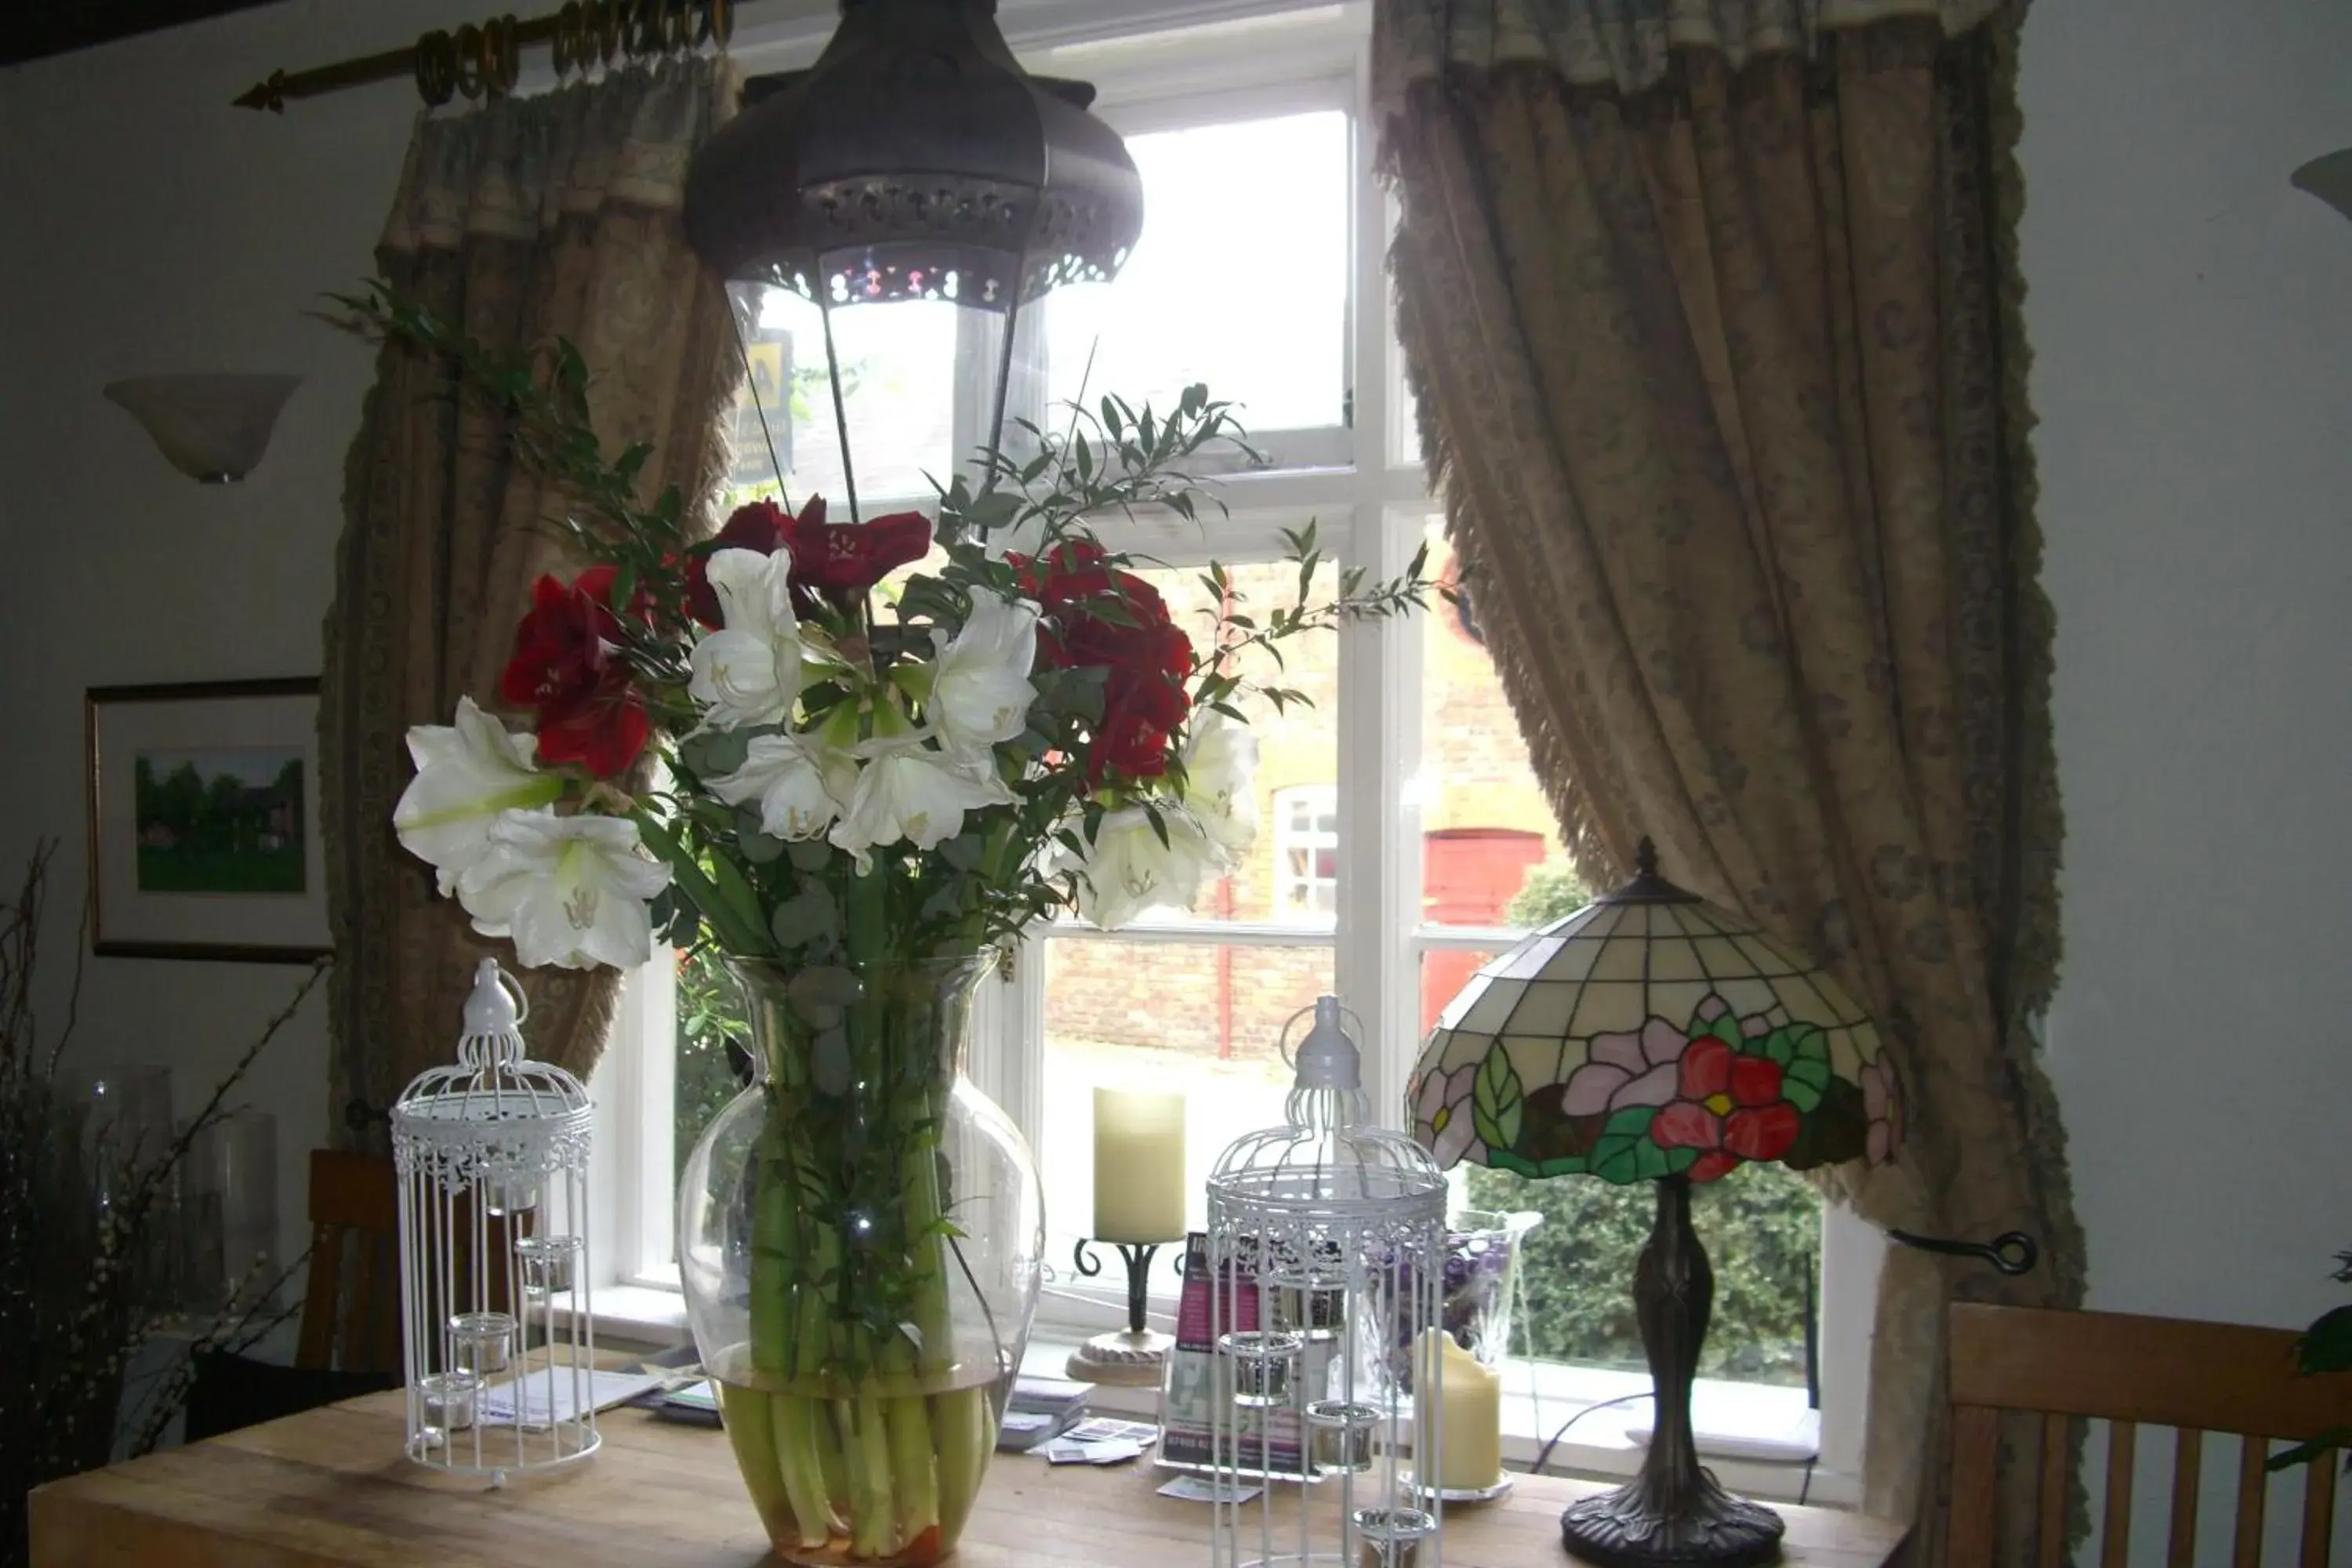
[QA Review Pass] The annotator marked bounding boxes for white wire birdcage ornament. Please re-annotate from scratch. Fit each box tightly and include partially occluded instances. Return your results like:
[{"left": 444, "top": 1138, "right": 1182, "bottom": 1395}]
[
  {"left": 391, "top": 959, "right": 597, "bottom": 1481},
  {"left": 1206, "top": 996, "right": 1449, "bottom": 1567}
]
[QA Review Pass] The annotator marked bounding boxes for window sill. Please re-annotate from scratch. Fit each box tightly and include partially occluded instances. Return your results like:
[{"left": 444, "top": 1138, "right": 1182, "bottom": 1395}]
[
  {"left": 580, "top": 1283, "right": 691, "bottom": 1351},
  {"left": 1020, "top": 1331, "right": 1859, "bottom": 1509}
]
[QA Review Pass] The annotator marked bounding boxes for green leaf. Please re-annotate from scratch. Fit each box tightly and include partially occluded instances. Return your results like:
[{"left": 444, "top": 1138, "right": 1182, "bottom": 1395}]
[
  {"left": 2267, "top": 1428, "right": 2352, "bottom": 1472},
  {"left": 634, "top": 815, "right": 764, "bottom": 955},
  {"left": 1781, "top": 1055, "right": 1832, "bottom": 1114},
  {"left": 1534, "top": 1155, "right": 1589, "bottom": 1178},
  {"left": 1590, "top": 1104, "right": 1662, "bottom": 1185},
  {"left": 677, "top": 727, "right": 752, "bottom": 780},
  {"left": 706, "top": 853, "right": 770, "bottom": 949},
  {"left": 769, "top": 885, "right": 840, "bottom": 950},
  {"left": 1485, "top": 1149, "right": 1541, "bottom": 1178},
  {"left": 786, "top": 840, "right": 833, "bottom": 873},
  {"left": 736, "top": 816, "right": 786, "bottom": 865},
  {"left": 1471, "top": 1047, "right": 1525, "bottom": 1152},
  {"left": 2299, "top": 1305, "right": 2352, "bottom": 1375}
]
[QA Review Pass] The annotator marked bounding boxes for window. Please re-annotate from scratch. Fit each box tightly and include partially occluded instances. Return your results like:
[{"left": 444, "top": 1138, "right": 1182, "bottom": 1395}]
[
  {"left": 593, "top": 4, "right": 1875, "bottom": 1501},
  {"left": 1273, "top": 785, "right": 1340, "bottom": 920}
]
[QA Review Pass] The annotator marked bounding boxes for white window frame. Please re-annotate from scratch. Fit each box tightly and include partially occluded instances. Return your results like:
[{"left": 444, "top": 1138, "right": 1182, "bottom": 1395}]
[{"left": 587, "top": 0, "right": 1882, "bottom": 1499}]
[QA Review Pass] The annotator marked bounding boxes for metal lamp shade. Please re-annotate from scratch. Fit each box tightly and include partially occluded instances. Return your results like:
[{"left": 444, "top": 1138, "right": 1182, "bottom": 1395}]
[{"left": 683, "top": 0, "right": 1143, "bottom": 307}]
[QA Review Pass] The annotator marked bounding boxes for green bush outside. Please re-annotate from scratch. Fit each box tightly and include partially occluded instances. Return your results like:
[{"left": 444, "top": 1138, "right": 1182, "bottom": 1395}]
[{"left": 675, "top": 946, "right": 749, "bottom": 1184}]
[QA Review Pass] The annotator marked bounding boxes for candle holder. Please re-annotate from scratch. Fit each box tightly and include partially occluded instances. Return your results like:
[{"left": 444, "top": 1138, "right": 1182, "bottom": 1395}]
[{"left": 1063, "top": 1236, "right": 1182, "bottom": 1387}]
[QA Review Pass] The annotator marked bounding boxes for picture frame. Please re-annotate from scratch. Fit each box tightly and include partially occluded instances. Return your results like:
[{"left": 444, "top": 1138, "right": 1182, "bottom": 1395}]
[{"left": 85, "top": 677, "right": 329, "bottom": 963}]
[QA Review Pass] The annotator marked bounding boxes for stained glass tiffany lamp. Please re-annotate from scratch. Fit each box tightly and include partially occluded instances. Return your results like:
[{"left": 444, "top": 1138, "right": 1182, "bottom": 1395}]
[{"left": 1408, "top": 841, "right": 1900, "bottom": 1567}]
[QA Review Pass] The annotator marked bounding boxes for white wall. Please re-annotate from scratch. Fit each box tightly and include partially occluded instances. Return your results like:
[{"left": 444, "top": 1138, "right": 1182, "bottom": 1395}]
[
  {"left": 2024, "top": 0, "right": 2352, "bottom": 1559},
  {"left": 0, "top": 0, "right": 499, "bottom": 1293}
]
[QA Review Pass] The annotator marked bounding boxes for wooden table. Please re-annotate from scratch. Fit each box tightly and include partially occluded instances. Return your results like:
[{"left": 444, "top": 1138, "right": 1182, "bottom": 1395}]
[{"left": 30, "top": 1389, "right": 1906, "bottom": 1566}]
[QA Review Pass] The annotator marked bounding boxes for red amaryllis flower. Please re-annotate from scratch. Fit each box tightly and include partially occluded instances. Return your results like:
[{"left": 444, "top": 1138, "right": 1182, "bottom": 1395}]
[
  {"left": 685, "top": 499, "right": 793, "bottom": 627},
  {"left": 1647, "top": 1037, "right": 1802, "bottom": 1183},
  {"left": 1096, "top": 659, "right": 1191, "bottom": 782},
  {"left": 1011, "top": 541, "right": 1198, "bottom": 780},
  {"left": 500, "top": 565, "right": 650, "bottom": 779},
  {"left": 780, "top": 496, "right": 933, "bottom": 597}
]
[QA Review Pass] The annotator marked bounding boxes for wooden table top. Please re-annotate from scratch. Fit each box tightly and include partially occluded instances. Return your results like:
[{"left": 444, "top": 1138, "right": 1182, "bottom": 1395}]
[{"left": 31, "top": 1388, "right": 1907, "bottom": 1567}]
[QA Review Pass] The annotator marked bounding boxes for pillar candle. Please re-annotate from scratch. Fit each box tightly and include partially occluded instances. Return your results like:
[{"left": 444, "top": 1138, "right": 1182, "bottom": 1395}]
[
  {"left": 1417, "top": 1329, "right": 1503, "bottom": 1493},
  {"left": 1091, "top": 1088, "right": 1186, "bottom": 1243}
]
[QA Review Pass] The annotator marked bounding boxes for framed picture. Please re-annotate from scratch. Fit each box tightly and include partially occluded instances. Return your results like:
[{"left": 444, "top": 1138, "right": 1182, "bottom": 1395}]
[{"left": 85, "top": 677, "right": 328, "bottom": 962}]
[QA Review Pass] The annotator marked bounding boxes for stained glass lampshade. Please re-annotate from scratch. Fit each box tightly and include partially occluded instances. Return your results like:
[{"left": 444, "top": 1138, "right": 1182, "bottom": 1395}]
[{"left": 1407, "top": 840, "right": 1900, "bottom": 1568}]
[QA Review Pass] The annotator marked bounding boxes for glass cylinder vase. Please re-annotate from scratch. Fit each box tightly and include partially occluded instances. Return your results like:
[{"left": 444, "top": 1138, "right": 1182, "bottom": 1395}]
[{"left": 679, "top": 954, "right": 1043, "bottom": 1566}]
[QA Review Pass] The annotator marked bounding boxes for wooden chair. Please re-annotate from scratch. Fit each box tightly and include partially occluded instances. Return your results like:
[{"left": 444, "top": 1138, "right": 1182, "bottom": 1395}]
[
  {"left": 295, "top": 1149, "right": 402, "bottom": 1375},
  {"left": 1946, "top": 1301, "right": 2352, "bottom": 1567}
]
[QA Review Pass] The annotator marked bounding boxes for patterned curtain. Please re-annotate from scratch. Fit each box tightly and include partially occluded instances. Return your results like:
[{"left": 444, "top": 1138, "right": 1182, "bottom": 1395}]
[
  {"left": 1377, "top": 3, "right": 2078, "bottom": 1560},
  {"left": 321, "top": 58, "right": 742, "bottom": 1138}
]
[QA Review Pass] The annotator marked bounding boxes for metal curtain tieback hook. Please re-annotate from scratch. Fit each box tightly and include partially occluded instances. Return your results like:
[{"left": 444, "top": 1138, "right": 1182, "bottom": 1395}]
[{"left": 1887, "top": 1228, "right": 2040, "bottom": 1276}]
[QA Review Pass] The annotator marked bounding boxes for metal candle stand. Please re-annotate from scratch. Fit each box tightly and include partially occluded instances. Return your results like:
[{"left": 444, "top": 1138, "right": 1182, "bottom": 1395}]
[
  {"left": 1205, "top": 997, "right": 1450, "bottom": 1568},
  {"left": 391, "top": 960, "right": 597, "bottom": 1483},
  {"left": 1065, "top": 1236, "right": 1185, "bottom": 1387}
]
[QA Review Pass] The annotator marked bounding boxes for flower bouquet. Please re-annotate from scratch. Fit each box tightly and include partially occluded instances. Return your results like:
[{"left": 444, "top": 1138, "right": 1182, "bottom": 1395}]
[{"left": 349, "top": 286, "right": 1439, "bottom": 1563}]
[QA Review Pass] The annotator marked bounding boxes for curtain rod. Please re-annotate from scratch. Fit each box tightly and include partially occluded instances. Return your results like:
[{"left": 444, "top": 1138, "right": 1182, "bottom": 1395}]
[{"left": 233, "top": 0, "right": 735, "bottom": 113}]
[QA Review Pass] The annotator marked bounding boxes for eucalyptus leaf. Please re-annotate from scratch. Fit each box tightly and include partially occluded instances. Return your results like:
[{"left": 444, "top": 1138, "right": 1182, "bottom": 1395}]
[
  {"left": 736, "top": 816, "right": 787, "bottom": 865},
  {"left": 787, "top": 840, "right": 834, "bottom": 873},
  {"left": 770, "top": 886, "right": 840, "bottom": 949}
]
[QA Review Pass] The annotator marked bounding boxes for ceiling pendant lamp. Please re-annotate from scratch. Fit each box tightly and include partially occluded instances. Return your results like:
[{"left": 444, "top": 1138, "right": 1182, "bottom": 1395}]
[{"left": 683, "top": 0, "right": 1145, "bottom": 518}]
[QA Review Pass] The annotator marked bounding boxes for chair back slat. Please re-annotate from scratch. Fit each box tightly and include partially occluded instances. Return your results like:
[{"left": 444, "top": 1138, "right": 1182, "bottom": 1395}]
[
  {"left": 2303, "top": 1455, "right": 2339, "bottom": 1568},
  {"left": 2238, "top": 1437, "right": 2273, "bottom": 1568},
  {"left": 1947, "top": 1303, "right": 2352, "bottom": 1568},
  {"left": 294, "top": 1150, "right": 400, "bottom": 1375},
  {"left": 2168, "top": 1428, "right": 2202, "bottom": 1568},
  {"left": 2102, "top": 1420, "right": 2137, "bottom": 1568},
  {"left": 1947, "top": 1403, "right": 2002, "bottom": 1568},
  {"left": 2038, "top": 1413, "right": 2071, "bottom": 1568}
]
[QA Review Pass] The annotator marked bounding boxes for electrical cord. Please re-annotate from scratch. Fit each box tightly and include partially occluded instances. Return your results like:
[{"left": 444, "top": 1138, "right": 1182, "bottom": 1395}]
[{"left": 1529, "top": 1391, "right": 1653, "bottom": 1476}]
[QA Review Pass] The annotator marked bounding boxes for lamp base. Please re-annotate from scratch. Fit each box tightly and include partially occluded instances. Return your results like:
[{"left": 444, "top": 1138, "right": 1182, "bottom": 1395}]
[
  {"left": 1559, "top": 1174, "right": 1785, "bottom": 1566},
  {"left": 1558, "top": 1473, "right": 1784, "bottom": 1566},
  {"left": 1065, "top": 1328, "right": 1174, "bottom": 1387}
]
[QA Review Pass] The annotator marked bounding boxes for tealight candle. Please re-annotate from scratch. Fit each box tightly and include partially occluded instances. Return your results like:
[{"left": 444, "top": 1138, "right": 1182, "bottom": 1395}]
[
  {"left": 418, "top": 1369, "right": 478, "bottom": 1445},
  {"left": 514, "top": 1233, "right": 581, "bottom": 1296},
  {"left": 1353, "top": 1506, "right": 1435, "bottom": 1568},
  {"left": 1218, "top": 1329, "right": 1304, "bottom": 1407},
  {"left": 449, "top": 1310, "right": 517, "bottom": 1376}
]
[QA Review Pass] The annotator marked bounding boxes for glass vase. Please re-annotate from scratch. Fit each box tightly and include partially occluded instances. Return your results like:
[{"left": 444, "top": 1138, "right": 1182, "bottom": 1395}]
[{"left": 679, "top": 954, "right": 1043, "bottom": 1566}]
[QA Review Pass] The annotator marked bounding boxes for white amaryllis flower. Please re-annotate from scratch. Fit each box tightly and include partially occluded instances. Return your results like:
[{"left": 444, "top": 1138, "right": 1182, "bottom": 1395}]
[
  {"left": 454, "top": 811, "right": 672, "bottom": 971},
  {"left": 1180, "top": 709, "right": 1259, "bottom": 860},
  {"left": 927, "top": 590, "right": 1040, "bottom": 750},
  {"left": 710, "top": 731, "right": 858, "bottom": 841},
  {"left": 394, "top": 697, "right": 564, "bottom": 895},
  {"left": 828, "top": 738, "right": 1014, "bottom": 867},
  {"left": 1076, "top": 803, "right": 1218, "bottom": 930},
  {"left": 688, "top": 548, "right": 804, "bottom": 730}
]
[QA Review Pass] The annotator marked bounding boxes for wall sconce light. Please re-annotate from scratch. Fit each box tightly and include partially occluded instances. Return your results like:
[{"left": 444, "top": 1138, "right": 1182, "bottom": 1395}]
[
  {"left": 103, "top": 374, "right": 302, "bottom": 483},
  {"left": 2292, "top": 149, "right": 2352, "bottom": 223}
]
